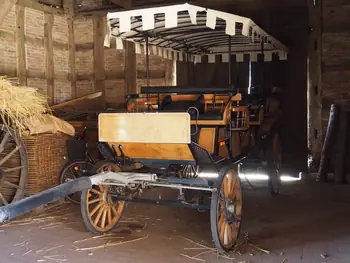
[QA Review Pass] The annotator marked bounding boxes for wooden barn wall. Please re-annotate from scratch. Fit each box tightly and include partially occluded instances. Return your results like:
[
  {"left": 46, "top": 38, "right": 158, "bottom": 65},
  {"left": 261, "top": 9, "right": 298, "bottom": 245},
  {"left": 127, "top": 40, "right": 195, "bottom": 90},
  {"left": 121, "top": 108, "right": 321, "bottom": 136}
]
[
  {"left": 321, "top": 0, "right": 350, "bottom": 134},
  {"left": 307, "top": 0, "right": 350, "bottom": 167},
  {"left": 0, "top": 2, "right": 174, "bottom": 108}
]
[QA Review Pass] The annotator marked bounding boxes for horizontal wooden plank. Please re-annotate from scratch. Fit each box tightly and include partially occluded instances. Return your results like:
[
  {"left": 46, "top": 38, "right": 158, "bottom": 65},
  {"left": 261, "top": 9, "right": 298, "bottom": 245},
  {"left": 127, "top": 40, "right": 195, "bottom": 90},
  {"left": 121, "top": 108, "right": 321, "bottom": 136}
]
[
  {"left": 137, "top": 70, "right": 165, "bottom": 79},
  {"left": 76, "top": 72, "right": 126, "bottom": 80},
  {"left": 39, "top": 0, "right": 62, "bottom": 7},
  {"left": 76, "top": 43, "right": 94, "bottom": 51}
]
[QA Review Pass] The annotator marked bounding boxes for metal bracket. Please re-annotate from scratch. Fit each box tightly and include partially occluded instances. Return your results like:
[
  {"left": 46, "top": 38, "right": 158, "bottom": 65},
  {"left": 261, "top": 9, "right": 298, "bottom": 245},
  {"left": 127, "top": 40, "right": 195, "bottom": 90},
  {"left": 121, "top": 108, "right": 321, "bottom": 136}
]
[{"left": 90, "top": 171, "right": 158, "bottom": 186}]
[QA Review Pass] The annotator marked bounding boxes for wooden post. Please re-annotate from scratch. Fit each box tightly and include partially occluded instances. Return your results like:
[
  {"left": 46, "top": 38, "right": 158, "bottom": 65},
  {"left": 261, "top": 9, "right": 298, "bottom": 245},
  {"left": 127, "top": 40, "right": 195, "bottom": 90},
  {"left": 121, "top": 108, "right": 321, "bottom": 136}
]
[
  {"left": 15, "top": 5, "right": 26, "bottom": 86},
  {"left": 124, "top": 41, "right": 137, "bottom": 94},
  {"left": 0, "top": 0, "right": 18, "bottom": 25},
  {"left": 307, "top": 0, "right": 323, "bottom": 168},
  {"left": 93, "top": 16, "right": 105, "bottom": 98},
  {"left": 44, "top": 13, "right": 54, "bottom": 105},
  {"left": 68, "top": 18, "right": 76, "bottom": 98},
  {"left": 63, "top": 0, "right": 76, "bottom": 98},
  {"left": 317, "top": 104, "right": 339, "bottom": 182},
  {"left": 334, "top": 108, "right": 348, "bottom": 184}
]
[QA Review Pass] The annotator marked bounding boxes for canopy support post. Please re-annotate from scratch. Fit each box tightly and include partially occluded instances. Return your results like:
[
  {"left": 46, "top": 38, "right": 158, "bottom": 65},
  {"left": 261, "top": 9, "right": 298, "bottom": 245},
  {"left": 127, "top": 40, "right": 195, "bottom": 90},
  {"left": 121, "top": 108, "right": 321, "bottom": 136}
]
[
  {"left": 146, "top": 36, "right": 150, "bottom": 87},
  {"left": 228, "top": 35, "right": 232, "bottom": 86},
  {"left": 186, "top": 50, "right": 190, "bottom": 85},
  {"left": 260, "top": 40, "right": 265, "bottom": 94}
]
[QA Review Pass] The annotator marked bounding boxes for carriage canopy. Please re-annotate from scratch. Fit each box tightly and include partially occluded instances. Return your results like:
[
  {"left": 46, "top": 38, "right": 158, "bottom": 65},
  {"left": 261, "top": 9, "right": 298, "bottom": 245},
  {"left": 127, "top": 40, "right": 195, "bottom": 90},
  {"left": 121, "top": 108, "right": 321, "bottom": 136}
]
[{"left": 104, "top": 3, "right": 288, "bottom": 63}]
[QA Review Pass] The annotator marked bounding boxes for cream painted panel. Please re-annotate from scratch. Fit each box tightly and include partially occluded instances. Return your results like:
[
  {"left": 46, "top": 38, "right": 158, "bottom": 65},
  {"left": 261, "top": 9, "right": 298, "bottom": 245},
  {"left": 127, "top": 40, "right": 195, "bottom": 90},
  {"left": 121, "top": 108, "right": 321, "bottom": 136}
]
[{"left": 99, "top": 112, "right": 191, "bottom": 144}]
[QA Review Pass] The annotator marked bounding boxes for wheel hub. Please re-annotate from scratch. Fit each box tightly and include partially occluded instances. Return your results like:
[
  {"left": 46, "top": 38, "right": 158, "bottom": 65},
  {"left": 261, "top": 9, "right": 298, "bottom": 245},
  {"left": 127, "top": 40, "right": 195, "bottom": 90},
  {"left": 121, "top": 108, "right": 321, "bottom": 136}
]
[{"left": 227, "top": 202, "right": 236, "bottom": 215}]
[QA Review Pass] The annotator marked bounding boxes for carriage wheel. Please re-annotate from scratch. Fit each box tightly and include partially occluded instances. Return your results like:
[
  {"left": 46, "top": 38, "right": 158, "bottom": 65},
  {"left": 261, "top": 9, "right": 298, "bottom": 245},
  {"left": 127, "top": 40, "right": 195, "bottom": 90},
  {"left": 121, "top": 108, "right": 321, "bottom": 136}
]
[
  {"left": 0, "top": 125, "right": 28, "bottom": 206},
  {"left": 60, "top": 160, "right": 94, "bottom": 204},
  {"left": 267, "top": 133, "right": 282, "bottom": 196},
  {"left": 210, "top": 167, "right": 242, "bottom": 252},
  {"left": 81, "top": 161, "right": 125, "bottom": 234}
]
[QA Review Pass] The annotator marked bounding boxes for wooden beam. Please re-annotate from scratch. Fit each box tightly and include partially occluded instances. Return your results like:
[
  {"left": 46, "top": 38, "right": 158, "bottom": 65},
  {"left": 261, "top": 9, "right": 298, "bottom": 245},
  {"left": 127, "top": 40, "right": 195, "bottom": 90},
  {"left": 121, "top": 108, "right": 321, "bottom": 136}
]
[
  {"left": 39, "top": 0, "right": 62, "bottom": 7},
  {"left": 62, "top": 0, "right": 75, "bottom": 15},
  {"left": 109, "top": 0, "right": 132, "bottom": 9},
  {"left": 51, "top": 91, "right": 102, "bottom": 110},
  {"left": 15, "top": 5, "right": 26, "bottom": 86},
  {"left": 93, "top": 16, "right": 106, "bottom": 99},
  {"left": 124, "top": 41, "right": 137, "bottom": 94},
  {"left": 17, "top": 0, "right": 64, "bottom": 15},
  {"left": 44, "top": 13, "right": 54, "bottom": 105},
  {"left": 67, "top": 18, "right": 76, "bottom": 98},
  {"left": 0, "top": 0, "right": 18, "bottom": 25}
]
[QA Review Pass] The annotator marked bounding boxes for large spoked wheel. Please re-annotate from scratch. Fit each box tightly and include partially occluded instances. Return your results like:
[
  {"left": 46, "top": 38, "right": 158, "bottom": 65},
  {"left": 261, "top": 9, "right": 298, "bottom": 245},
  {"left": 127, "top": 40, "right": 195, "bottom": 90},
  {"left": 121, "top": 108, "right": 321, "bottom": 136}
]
[
  {"left": 267, "top": 133, "right": 282, "bottom": 196},
  {"left": 0, "top": 125, "right": 28, "bottom": 206},
  {"left": 81, "top": 161, "right": 125, "bottom": 234},
  {"left": 60, "top": 160, "right": 94, "bottom": 204},
  {"left": 211, "top": 167, "right": 242, "bottom": 252}
]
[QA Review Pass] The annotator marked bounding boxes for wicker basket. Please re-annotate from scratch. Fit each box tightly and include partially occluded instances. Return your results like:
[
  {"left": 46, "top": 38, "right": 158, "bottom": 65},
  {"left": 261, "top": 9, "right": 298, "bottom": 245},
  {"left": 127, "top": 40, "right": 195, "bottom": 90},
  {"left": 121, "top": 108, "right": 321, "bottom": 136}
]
[{"left": 23, "top": 133, "right": 70, "bottom": 195}]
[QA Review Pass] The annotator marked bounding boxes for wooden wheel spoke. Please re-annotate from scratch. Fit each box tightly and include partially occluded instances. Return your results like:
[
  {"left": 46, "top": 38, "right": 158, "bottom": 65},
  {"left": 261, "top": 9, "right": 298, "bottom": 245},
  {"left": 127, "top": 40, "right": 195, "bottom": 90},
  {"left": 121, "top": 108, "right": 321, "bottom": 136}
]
[
  {"left": 0, "top": 132, "right": 10, "bottom": 153},
  {"left": 0, "top": 192, "right": 8, "bottom": 205},
  {"left": 101, "top": 208, "right": 107, "bottom": 228},
  {"left": 217, "top": 215, "right": 225, "bottom": 233},
  {"left": 3, "top": 181, "right": 19, "bottom": 189},
  {"left": 88, "top": 198, "right": 102, "bottom": 205},
  {"left": 107, "top": 207, "right": 112, "bottom": 226},
  {"left": 0, "top": 146, "right": 20, "bottom": 166},
  {"left": 225, "top": 222, "right": 232, "bottom": 245},
  {"left": 89, "top": 202, "right": 103, "bottom": 217},
  {"left": 94, "top": 205, "right": 105, "bottom": 225},
  {"left": 90, "top": 189, "right": 102, "bottom": 196},
  {"left": 111, "top": 205, "right": 119, "bottom": 217},
  {"left": 219, "top": 216, "right": 226, "bottom": 243},
  {"left": 3, "top": 166, "right": 24, "bottom": 173}
]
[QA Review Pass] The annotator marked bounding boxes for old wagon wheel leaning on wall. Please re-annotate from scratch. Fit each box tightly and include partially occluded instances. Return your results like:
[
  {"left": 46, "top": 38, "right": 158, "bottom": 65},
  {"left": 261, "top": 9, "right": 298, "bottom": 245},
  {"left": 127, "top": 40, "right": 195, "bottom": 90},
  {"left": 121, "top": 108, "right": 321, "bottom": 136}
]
[
  {"left": 81, "top": 161, "right": 125, "bottom": 234},
  {"left": 267, "top": 133, "right": 282, "bottom": 196},
  {"left": 211, "top": 166, "right": 242, "bottom": 252},
  {"left": 0, "top": 124, "right": 28, "bottom": 206}
]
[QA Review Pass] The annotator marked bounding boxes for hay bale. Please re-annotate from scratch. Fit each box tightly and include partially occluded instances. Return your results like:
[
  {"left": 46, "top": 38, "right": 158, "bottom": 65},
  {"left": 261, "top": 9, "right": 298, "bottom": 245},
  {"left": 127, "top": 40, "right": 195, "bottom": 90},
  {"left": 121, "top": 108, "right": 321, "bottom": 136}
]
[{"left": 0, "top": 77, "right": 50, "bottom": 133}]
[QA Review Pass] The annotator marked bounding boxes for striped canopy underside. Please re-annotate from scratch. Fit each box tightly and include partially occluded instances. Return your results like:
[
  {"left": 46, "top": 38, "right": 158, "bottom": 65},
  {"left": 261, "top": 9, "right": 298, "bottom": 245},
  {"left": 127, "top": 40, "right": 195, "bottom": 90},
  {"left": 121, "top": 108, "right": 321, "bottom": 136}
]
[{"left": 105, "top": 3, "right": 288, "bottom": 62}]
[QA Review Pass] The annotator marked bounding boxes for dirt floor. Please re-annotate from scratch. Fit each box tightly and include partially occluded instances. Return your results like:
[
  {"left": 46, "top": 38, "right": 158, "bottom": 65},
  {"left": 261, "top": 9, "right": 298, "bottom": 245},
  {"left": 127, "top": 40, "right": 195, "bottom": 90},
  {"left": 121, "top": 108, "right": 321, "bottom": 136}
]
[{"left": 1, "top": 177, "right": 350, "bottom": 263}]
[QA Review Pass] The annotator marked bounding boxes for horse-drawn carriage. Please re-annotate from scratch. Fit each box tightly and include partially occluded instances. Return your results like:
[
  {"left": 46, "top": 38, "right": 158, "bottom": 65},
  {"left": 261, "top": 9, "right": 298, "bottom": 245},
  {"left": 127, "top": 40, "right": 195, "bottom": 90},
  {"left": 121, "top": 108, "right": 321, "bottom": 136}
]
[{"left": 0, "top": 3, "right": 287, "bottom": 252}]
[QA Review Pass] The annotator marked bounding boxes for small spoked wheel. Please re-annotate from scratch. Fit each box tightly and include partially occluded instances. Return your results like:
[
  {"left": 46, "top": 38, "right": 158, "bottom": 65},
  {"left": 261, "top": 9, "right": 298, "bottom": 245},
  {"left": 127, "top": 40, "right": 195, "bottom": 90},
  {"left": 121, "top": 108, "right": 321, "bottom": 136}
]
[
  {"left": 211, "top": 167, "right": 242, "bottom": 252},
  {"left": 81, "top": 161, "right": 125, "bottom": 234},
  {"left": 60, "top": 160, "right": 94, "bottom": 204},
  {"left": 0, "top": 125, "right": 28, "bottom": 206},
  {"left": 267, "top": 133, "right": 282, "bottom": 196}
]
